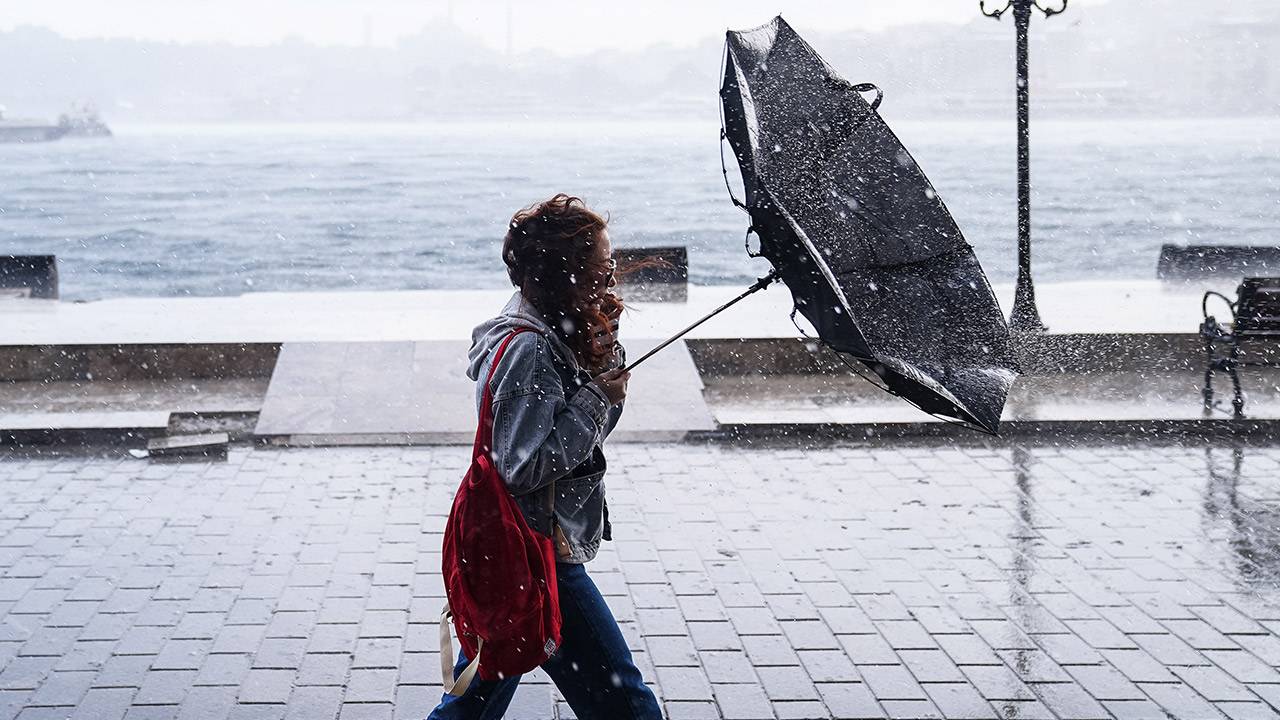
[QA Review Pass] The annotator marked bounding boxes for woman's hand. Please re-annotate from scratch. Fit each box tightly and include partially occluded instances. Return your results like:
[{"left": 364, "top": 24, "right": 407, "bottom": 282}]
[{"left": 591, "top": 367, "right": 630, "bottom": 406}]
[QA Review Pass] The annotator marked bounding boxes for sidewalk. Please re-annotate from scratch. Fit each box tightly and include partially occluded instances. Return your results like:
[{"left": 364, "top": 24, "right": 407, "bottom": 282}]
[
  {"left": 0, "top": 281, "right": 1211, "bottom": 345},
  {"left": 3, "top": 439, "right": 1280, "bottom": 719}
]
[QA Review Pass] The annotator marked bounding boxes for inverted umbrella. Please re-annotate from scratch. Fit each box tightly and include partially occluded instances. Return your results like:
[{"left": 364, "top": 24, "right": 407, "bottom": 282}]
[{"left": 623, "top": 15, "right": 1018, "bottom": 434}]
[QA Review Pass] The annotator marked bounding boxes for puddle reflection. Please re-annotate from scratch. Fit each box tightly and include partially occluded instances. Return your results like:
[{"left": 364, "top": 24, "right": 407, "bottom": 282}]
[{"left": 1202, "top": 445, "right": 1280, "bottom": 589}]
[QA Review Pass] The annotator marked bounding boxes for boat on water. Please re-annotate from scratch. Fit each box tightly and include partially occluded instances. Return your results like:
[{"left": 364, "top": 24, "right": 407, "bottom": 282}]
[
  {"left": 0, "top": 104, "right": 111, "bottom": 143},
  {"left": 57, "top": 103, "right": 113, "bottom": 138}
]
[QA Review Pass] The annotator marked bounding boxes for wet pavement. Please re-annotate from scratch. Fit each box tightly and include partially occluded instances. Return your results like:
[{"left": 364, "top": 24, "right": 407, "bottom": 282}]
[
  {"left": 3, "top": 439, "right": 1280, "bottom": 719},
  {"left": 705, "top": 369, "right": 1280, "bottom": 427}
]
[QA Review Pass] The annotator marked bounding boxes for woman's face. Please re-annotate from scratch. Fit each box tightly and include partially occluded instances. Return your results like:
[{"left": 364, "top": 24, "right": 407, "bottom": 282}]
[{"left": 584, "top": 229, "right": 616, "bottom": 306}]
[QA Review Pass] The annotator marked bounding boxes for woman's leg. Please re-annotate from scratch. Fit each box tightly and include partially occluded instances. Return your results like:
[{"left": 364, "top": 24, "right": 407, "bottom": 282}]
[
  {"left": 425, "top": 645, "right": 521, "bottom": 720},
  {"left": 542, "top": 562, "right": 663, "bottom": 720}
]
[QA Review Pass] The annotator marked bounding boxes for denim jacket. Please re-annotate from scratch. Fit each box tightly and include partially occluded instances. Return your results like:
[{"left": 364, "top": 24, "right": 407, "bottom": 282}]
[{"left": 465, "top": 290, "right": 625, "bottom": 564}]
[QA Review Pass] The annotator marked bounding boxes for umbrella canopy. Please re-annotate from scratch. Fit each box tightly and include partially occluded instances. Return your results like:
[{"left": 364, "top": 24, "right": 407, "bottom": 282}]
[{"left": 720, "top": 16, "right": 1019, "bottom": 433}]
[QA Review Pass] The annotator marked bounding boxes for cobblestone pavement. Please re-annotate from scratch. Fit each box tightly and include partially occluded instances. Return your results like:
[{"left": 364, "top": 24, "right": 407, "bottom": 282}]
[{"left": 3, "top": 440, "right": 1280, "bottom": 719}]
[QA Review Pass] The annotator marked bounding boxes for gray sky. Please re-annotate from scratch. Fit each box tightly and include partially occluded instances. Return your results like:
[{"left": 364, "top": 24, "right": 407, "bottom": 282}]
[{"left": 3, "top": 0, "right": 1113, "bottom": 55}]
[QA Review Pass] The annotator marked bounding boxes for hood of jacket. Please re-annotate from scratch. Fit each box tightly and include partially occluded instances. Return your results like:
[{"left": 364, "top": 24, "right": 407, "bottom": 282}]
[{"left": 466, "top": 289, "right": 580, "bottom": 382}]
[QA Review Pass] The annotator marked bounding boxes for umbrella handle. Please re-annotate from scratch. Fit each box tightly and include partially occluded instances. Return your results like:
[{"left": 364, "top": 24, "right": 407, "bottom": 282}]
[{"left": 619, "top": 270, "right": 782, "bottom": 373}]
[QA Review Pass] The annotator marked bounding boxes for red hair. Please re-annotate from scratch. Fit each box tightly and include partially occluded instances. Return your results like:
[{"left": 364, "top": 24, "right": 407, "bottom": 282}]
[{"left": 503, "top": 194, "right": 622, "bottom": 373}]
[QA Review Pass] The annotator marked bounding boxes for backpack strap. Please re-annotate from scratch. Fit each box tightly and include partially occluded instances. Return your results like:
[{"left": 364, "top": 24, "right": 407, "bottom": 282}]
[
  {"left": 479, "top": 327, "right": 567, "bottom": 550},
  {"left": 472, "top": 326, "right": 538, "bottom": 461},
  {"left": 439, "top": 603, "right": 483, "bottom": 696}
]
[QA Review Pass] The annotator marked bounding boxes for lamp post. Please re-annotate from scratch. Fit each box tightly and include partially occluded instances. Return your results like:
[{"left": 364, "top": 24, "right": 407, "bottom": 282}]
[{"left": 981, "top": 0, "right": 1067, "bottom": 334}]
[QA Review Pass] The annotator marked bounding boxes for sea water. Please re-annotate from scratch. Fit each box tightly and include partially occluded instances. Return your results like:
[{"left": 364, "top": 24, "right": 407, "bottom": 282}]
[{"left": 1, "top": 118, "right": 1276, "bottom": 301}]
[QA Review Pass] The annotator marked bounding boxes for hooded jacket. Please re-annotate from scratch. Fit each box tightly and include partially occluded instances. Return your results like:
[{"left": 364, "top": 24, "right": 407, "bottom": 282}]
[{"left": 465, "top": 289, "right": 625, "bottom": 564}]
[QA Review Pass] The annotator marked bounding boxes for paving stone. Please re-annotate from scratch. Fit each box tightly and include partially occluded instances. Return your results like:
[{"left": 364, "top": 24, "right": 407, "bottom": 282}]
[
  {"left": 1163, "top": 620, "right": 1241, "bottom": 651},
  {"left": 994, "top": 649, "right": 1071, "bottom": 683},
  {"left": 960, "top": 665, "right": 1037, "bottom": 702},
  {"left": 254, "top": 638, "right": 309, "bottom": 670},
  {"left": 985, "top": 699, "right": 1055, "bottom": 719},
  {"left": 343, "top": 669, "right": 396, "bottom": 704},
  {"left": 1031, "top": 633, "right": 1104, "bottom": 665},
  {"left": 152, "top": 640, "right": 210, "bottom": 671},
  {"left": 174, "top": 686, "right": 236, "bottom": 720},
  {"left": 1101, "top": 699, "right": 1177, "bottom": 720},
  {"left": 878, "top": 698, "right": 943, "bottom": 719},
  {"left": 0, "top": 657, "right": 56, "bottom": 691},
  {"left": 898, "top": 649, "right": 965, "bottom": 683},
  {"left": 1216, "top": 702, "right": 1280, "bottom": 720},
  {"left": 935, "top": 634, "right": 1002, "bottom": 666},
  {"left": 922, "top": 683, "right": 998, "bottom": 720},
  {"left": 755, "top": 666, "right": 819, "bottom": 701},
  {"left": 1131, "top": 632, "right": 1210, "bottom": 666},
  {"left": 1062, "top": 619, "right": 1137, "bottom": 650},
  {"left": 740, "top": 636, "right": 799, "bottom": 668},
  {"left": 1194, "top": 606, "right": 1271, "bottom": 636},
  {"left": 859, "top": 665, "right": 926, "bottom": 701},
  {"left": 68, "top": 687, "right": 133, "bottom": 720},
  {"left": 796, "top": 650, "right": 858, "bottom": 683},
  {"left": 666, "top": 701, "right": 722, "bottom": 720},
  {"left": 1206, "top": 649, "right": 1280, "bottom": 684},
  {"left": 1170, "top": 665, "right": 1258, "bottom": 702},
  {"left": 712, "top": 683, "right": 773, "bottom": 720},
  {"left": 689, "top": 621, "right": 743, "bottom": 651},
  {"left": 655, "top": 665, "right": 713, "bottom": 701},
  {"left": 1097, "top": 648, "right": 1178, "bottom": 683},
  {"left": 193, "top": 654, "right": 252, "bottom": 687},
  {"left": 1029, "top": 682, "right": 1109, "bottom": 720},
  {"left": 777, "top": 621, "right": 837, "bottom": 651},
  {"left": 816, "top": 683, "right": 883, "bottom": 719},
  {"left": 876, "top": 620, "right": 937, "bottom": 650},
  {"left": 237, "top": 669, "right": 294, "bottom": 704},
  {"left": 91, "top": 655, "right": 153, "bottom": 689},
  {"left": 838, "top": 634, "right": 901, "bottom": 665},
  {"left": 26, "top": 670, "right": 94, "bottom": 707},
  {"left": 284, "top": 685, "right": 343, "bottom": 720},
  {"left": 297, "top": 654, "right": 351, "bottom": 687},
  {"left": 133, "top": 669, "right": 196, "bottom": 705},
  {"left": 647, "top": 635, "right": 700, "bottom": 667},
  {"left": 968, "top": 621, "right": 1037, "bottom": 652},
  {"left": 337, "top": 703, "right": 392, "bottom": 720},
  {"left": 1064, "top": 664, "right": 1146, "bottom": 701},
  {"left": 1140, "top": 681, "right": 1228, "bottom": 719}
]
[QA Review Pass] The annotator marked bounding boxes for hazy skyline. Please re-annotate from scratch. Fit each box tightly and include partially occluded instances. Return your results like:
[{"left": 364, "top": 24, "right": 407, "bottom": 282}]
[
  {"left": 3, "top": 0, "right": 1116, "bottom": 56},
  {"left": 3, "top": 0, "right": 1276, "bottom": 123}
]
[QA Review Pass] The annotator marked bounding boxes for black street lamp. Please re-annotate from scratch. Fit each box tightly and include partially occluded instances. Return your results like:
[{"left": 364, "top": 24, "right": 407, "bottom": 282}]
[{"left": 981, "top": 0, "right": 1068, "bottom": 334}]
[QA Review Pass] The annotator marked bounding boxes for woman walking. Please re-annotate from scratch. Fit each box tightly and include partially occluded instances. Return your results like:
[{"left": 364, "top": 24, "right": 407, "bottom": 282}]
[{"left": 428, "top": 194, "right": 663, "bottom": 719}]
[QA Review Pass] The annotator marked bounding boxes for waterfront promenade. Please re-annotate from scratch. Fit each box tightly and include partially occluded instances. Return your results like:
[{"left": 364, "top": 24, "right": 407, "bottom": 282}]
[{"left": 3, "top": 438, "right": 1280, "bottom": 719}]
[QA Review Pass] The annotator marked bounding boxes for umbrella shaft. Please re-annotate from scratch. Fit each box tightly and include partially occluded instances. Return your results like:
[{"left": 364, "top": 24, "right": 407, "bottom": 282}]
[{"left": 619, "top": 270, "right": 780, "bottom": 373}]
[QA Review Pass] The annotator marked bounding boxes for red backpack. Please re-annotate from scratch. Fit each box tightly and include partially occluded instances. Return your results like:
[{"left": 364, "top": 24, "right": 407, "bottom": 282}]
[{"left": 439, "top": 326, "right": 562, "bottom": 695}]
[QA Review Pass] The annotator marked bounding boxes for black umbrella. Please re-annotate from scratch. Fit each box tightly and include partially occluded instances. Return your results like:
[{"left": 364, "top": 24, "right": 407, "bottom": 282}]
[{"left": 624, "top": 15, "right": 1018, "bottom": 434}]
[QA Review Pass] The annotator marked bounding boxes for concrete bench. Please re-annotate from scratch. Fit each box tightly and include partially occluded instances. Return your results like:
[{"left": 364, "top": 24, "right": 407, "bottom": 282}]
[
  {"left": 1158, "top": 244, "right": 1280, "bottom": 281},
  {"left": 614, "top": 246, "right": 687, "bottom": 302},
  {"left": 0, "top": 255, "right": 58, "bottom": 299}
]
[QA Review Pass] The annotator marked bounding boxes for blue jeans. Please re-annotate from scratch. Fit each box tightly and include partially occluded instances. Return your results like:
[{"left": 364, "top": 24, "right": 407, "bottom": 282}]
[{"left": 427, "top": 562, "right": 662, "bottom": 719}]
